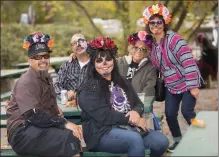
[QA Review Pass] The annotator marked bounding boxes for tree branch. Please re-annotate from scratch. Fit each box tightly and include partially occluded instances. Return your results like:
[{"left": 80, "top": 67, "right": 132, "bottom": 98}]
[
  {"left": 187, "top": 2, "right": 218, "bottom": 42},
  {"left": 173, "top": 5, "right": 188, "bottom": 32},
  {"left": 72, "top": 1, "right": 103, "bottom": 35},
  {"left": 164, "top": 0, "right": 169, "bottom": 7}
]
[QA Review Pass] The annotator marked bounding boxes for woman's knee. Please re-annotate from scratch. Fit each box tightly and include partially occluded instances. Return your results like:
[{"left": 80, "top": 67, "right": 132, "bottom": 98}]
[{"left": 144, "top": 131, "right": 169, "bottom": 155}]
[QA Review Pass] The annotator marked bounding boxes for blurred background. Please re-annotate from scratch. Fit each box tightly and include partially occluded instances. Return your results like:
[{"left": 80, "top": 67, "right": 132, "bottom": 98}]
[{"left": 1, "top": 0, "right": 218, "bottom": 68}]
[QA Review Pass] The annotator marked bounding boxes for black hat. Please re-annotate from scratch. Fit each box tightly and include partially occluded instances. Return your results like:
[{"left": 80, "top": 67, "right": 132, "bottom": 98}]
[{"left": 23, "top": 32, "right": 54, "bottom": 57}]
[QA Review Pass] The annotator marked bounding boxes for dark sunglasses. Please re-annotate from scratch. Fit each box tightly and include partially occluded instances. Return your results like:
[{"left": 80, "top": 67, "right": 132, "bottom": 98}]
[
  {"left": 134, "top": 47, "right": 147, "bottom": 52},
  {"left": 149, "top": 20, "right": 163, "bottom": 26},
  {"left": 95, "top": 57, "right": 113, "bottom": 63},
  {"left": 30, "top": 54, "right": 50, "bottom": 60}
]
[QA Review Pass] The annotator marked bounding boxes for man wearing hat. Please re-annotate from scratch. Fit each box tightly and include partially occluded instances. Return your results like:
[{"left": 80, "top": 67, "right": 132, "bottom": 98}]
[
  {"left": 6, "top": 32, "right": 82, "bottom": 157},
  {"left": 54, "top": 33, "right": 90, "bottom": 103}
]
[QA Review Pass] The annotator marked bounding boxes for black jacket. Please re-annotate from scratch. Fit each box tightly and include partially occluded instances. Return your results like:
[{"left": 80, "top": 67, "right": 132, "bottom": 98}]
[{"left": 77, "top": 77, "right": 144, "bottom": 150}]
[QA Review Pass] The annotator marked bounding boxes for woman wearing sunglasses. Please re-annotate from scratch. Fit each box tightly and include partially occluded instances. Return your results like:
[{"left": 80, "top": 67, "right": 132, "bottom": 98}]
[
  {"left": 77, "top": 37, "right": 169, "bottom": 157},
  {"left": 143, "top": 4, "right": 203, "bottom": 152},
  {"left": 117, "top": 31, "right": 157, "bottom": 97}
]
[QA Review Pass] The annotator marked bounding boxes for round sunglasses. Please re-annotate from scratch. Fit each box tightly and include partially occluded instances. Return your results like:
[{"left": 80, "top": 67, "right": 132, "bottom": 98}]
[{"left": 149, "top": 20, "right": 163, "bottom": 26}]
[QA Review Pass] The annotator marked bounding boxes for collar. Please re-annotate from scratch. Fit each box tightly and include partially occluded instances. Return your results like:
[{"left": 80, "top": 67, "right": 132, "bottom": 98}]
[{"left": 124, "top": 55, "right": 148, "bottom": 67}]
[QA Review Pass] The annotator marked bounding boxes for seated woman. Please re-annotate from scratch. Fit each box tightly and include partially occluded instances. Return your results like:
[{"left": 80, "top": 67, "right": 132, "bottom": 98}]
[
  {"left": 77, "top": 37, "right": 169, "bottom": 157},
  {"left": 117, "top": 31, "right": 157, "bottom": 96}
]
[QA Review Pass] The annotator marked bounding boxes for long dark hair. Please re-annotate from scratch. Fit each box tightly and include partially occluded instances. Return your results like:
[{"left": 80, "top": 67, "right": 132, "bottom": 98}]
[
  {"left": 86, "top": 48, "right": 134, "bottom": 106},
  {"left": 145, "top": 14, "right": 169, "bottom": 34}
]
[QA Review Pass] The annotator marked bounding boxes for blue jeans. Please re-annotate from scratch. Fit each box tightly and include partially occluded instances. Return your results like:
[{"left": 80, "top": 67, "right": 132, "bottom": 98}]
[
  {"left": 93, "top": 128, "right": 169, "bottom": 157},
  {"left": 165, "top": 87, "right": 196, "bottom": 138}
]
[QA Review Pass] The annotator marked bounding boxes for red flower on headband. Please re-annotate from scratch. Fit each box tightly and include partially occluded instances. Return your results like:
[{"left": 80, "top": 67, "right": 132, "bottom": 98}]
[{"left": 89, "top": 37, "right": 115, "bottom": 50}]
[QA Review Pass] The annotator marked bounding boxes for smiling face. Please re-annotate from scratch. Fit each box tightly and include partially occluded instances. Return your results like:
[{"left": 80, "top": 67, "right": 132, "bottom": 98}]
[
  {"left": 94, "top": 52, "right": 114, "bottom": 79},
  {"left": 149, "top": 16, "right": 164, "bottom": 35},
  {"left": 131, "top": 41, "right": 148, "bottom": 63},
  {"left": 28, "top": 52, "right": 50, "bottom": 72}
]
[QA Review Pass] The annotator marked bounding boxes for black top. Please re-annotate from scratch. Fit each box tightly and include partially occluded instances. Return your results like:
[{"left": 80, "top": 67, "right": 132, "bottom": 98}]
[
  {"left": 126, "top": 61, "right": 139, "bottom": 82},
  {"left": 77, "top": 77, "right": 144, "bottom": 150}
]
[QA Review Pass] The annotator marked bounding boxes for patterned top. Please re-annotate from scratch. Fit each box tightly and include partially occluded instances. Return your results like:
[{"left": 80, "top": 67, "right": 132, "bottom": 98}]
[
  {"left": 53, "top": 59, "right": 89, "bottom": 95},
  {"left": 109, "top": 82, "right": 131, "bottom": 114},
  {"left": 151, "top": 31, "right": 203, "bottom": 94},
  {"left": 126, "top": 61, "right": 139, "bottom": 82}
]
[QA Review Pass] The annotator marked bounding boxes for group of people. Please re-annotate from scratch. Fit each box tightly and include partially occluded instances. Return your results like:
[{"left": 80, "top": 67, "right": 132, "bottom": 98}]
[{"left": 6, "top": 4, "right": 203, "bottom": 157}]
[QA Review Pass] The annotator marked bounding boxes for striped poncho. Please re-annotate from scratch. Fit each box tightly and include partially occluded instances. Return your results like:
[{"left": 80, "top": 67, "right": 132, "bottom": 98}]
[{"left": 151, "top": 31, "right": 203, "bottom": 94}]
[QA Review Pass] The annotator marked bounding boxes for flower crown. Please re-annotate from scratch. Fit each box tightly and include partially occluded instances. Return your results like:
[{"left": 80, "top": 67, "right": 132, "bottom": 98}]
[
  {"left": 142, "top": 4, "right": 172, "bottom": 24},
  {"left": 128, "top": 31, "right": 152, "bottom": 48},
  {"left": 23, "top": 32, "right": 54, "bottom": 50},
  {"left": 87, "top": 37, "right": 118, "bottom": 56}
]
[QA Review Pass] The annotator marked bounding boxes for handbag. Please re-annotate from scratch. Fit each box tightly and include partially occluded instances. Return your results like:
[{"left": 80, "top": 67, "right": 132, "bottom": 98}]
[
  {"left": 117, "top": 125, "right": 149, "bottom": 137},
  {"left": 152, "top": 111, "right": 162, "bottom": 131},
  {"left": 155, "top": 48, "right": 165, "bottom": 102}
]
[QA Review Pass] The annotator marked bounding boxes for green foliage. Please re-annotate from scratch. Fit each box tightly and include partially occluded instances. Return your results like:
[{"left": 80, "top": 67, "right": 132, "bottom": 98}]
[{"left": 1, "top": 23, "right": 125, "bottom": 68}]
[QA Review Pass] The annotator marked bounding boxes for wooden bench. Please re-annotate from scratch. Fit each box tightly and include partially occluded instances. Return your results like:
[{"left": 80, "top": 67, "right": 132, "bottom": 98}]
[
  {"left": 1, "top": 144, "right": 150, "bottom": 157},
  {"left": 171, "top": 111, "right": 218, "bottom": 156},
  {"left": 1, "top": 92, "right": 12, "bottom": 101}
]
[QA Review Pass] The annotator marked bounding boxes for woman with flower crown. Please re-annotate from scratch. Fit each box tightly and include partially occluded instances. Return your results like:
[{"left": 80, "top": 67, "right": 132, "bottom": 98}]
[
  {"left": 142, "top": 4, "right": 204, "bottom": 152},
  {"left": 77, "top": 37, "right": 169, "bottom": 157},
  {"left": 117, "top": 30, "right": 157, "bottom": 96}
]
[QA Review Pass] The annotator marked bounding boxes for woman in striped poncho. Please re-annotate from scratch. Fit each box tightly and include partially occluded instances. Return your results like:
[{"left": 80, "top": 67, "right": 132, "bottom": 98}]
[{"left": 142, "top": 4, "right": 203, "bottom": 152}]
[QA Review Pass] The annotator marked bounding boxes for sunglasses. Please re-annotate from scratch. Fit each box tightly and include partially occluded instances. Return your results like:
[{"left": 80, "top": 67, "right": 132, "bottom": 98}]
[
  {"left": 149, "top": 20, "right": 163, "bottom": 26},
  {"left": 134, "top": 47, "right": 147, "bottom": 52},
  {"left": 30, "top": 54, "right": 50, "bottom": 60},
  {"left": 95, "top": 57, "right": 113, "bottom": 63}
]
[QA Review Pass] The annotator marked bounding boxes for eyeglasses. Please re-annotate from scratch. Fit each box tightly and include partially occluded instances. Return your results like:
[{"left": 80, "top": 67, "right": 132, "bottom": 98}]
[
  {"left": 30, "top": 54, "right": 50, "bottom": 60},
  {"left": 134, "top": 47, "right": 147, "bottom": 52},
  {"left": 71, "top": 38, "right": 86, "bottom": 46},
  {"left": 95, "top": 57, "right": 113, "bottom": 63},
  {"left": 149, "top": 20, "right": 163, "bottom": 26}
]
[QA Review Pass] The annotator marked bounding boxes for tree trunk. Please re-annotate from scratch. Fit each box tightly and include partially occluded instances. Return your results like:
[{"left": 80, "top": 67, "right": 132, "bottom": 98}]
[
  {"left": 114, "top": 1, "right": 130, "bottom": 55},
  {"left": 72, "top": 1, "right": 103, "bottom": 36},
  {"left": 187, "top": 2, "right": 218, "bottom": 42},
  {"left": 173, "top": 5, "right": 188, "bottom": 32}
]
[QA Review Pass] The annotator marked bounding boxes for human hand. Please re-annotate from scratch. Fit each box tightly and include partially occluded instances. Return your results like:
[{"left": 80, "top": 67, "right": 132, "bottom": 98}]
[
  {"left": 136, "top": 118, "right": 147, "bottom": 132},
  {"left": 57, "top": 107, "right": 64, "bottom": 118},
  {"left": 125, "top": 110, "right": 140, "bottom": 126},
  {"left": 65, "top": 122, "right": 83, "bottom": 141},
  {"left": 68, "top": 53, "right": 76, "bottom": 63},
  {"left": 4, "top": 101, "right": 11, "bottom": 110},
  {"left": 65, "top": 100, "right": 77, "bottom": 108},
  {"left": 67, "top": 90, "right": 76, "bottom": 100},
  {"left": 190, "top": 88, "right": 199, "bottom": 99}
]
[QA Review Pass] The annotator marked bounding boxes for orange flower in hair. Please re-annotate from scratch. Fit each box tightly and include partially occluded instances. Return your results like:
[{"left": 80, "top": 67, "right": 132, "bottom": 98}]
[
  {"left": 23, "top": 41, "right": 30, "bottom": 50},
  {"left": 48, "top": 38, "right": 54, "bottom": 48}
]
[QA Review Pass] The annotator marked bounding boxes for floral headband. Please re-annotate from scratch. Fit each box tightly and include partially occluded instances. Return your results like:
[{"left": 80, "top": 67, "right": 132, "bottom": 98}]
[
  {"left": 87, "top": 37, "right": 118, "bottom": 57},
  {"left": 23, "top": 32, "right": 54, "bottom": 50},
  {"left": 142, "top": 4, "right": 172, "bottom": 24},
  {"left": 128, "top": 31, "right": 152, "bottom": 48}
]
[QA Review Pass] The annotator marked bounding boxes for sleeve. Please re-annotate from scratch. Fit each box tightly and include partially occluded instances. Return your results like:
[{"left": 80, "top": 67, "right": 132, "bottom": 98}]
[
  {"left": 53, "top": 61, "right": 68, "bottom": 95},
  {"left": 24, "top": 109, "right": 68, "bottom": 129},
  {"left": 141, "top": 66, "right": 157, "bottom": 96},
  {"left": 15, "top": 79, "right": 41, "bottom": 115},
  {"left": 78, "top": 88, "right": 129, "bottom": 126},
  {"left": 169, "top": 33, "right": 202, "bottom": 89},
  {"left": 125, "top": 79, "right": 144, "bottom": 116}
]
